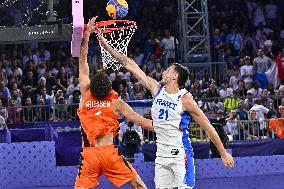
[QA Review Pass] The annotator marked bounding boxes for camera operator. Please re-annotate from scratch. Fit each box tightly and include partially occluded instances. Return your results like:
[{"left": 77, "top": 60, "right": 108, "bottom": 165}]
[
  {"left": 209, "top": 110, "right": 229, "bottom": 158},
  {"left": 118, "top": 119, "right": 142, "bottom": 162}
]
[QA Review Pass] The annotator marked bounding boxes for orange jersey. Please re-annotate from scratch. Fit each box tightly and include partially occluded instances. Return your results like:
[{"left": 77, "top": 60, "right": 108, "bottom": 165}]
[
  {"left": 77, "top": 90, "right": 119, "bottom": 146},
  {"left": 269, "top": 118, "right": 284, "bottom": 139}
]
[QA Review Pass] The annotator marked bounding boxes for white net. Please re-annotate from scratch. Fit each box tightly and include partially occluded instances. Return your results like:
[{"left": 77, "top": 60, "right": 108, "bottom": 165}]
[{"left": 95, "top": 21, "right": 137, "bottom": 71}]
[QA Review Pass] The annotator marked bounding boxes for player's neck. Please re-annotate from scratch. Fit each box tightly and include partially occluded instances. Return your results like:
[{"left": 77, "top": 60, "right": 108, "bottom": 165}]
[{"left": 165, "top": 84, "right": 179, "bottom": 94}]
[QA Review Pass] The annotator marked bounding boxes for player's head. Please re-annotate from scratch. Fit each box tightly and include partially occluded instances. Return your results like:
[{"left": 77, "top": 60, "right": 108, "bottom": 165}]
[
  {"left": 161, "top": 63, "right": 189, "bottom": 88},
  {"left": 90, "top": 71, "right": 112, "bottom": 100}
]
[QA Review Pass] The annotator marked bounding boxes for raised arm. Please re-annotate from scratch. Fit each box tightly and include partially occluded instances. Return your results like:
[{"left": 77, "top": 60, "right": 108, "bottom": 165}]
[
  {"left": 97, "top": 35, "right": 160, "bottom": 96},
  {"left": 113, "top": 99, "right": 153, "bottom": 131},
  {"left": 79, "top": 17, "right": 98, "bottom": 96},
  {"left": 182, "top": 94, "right": 234, "bottom": 168}
]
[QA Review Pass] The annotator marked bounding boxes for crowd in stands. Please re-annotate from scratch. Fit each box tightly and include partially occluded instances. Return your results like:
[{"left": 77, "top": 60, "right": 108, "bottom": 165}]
[{"left": 0, "top": 0, "right": 283, "bottom": 140}]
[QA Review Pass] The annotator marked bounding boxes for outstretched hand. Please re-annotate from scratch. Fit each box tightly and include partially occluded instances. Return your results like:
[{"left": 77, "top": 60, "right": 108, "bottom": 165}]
[
  {"left": 97, "top": 34, "right": 110, "bottom": 50},
  {"left": 85, "top": 16, "right": 98, "bottom": 35},
  {"left": 221, "top": 152, "right": 234, "bottom": 168}
]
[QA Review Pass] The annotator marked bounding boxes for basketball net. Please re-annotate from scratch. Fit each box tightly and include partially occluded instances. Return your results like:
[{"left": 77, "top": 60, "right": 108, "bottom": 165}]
[{"left": 94, "top": 20, "right": 137, "bottom": 71}]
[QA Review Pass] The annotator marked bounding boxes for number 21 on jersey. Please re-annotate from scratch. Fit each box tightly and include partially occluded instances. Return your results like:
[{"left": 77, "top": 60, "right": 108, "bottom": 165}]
[{"left": 158, "top": 109, "right": 169, "bottom": 120}]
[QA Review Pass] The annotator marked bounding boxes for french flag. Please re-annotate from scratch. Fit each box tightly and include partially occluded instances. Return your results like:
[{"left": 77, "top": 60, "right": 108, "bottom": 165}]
[{"left": 266, "top": 54, "right": 284, "bottom": 88}]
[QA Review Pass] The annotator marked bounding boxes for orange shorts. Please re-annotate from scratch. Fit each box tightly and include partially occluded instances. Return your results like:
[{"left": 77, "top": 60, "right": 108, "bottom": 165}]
[{"left": 75, "top": 145, "right": 137, "bottom": 188}]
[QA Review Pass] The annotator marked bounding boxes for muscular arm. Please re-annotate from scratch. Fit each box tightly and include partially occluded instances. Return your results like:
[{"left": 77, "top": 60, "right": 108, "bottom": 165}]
[
  {"left": 79, "top": 31, "right": 91, "bottom": 93},
  {"left": 182, "top": 94, "right": 227, "bottom": 156},
  {"left": 79, "top": 17, "right": 97, "bottom": 108},
  {"left": 114, "top": 99, "right": 154, "bottom": 131},
  {"left": 98, "top": 35, "right": 160, "bottom": 96}
]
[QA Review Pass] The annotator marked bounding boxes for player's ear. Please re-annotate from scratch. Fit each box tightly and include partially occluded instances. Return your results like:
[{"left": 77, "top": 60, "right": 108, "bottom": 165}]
[{"left": 172, "top": 73, "right": 178, "bottom": 80}]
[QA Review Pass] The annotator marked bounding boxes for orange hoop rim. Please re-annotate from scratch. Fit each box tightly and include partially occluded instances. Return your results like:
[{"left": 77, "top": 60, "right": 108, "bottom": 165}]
[{"left": 84, "top": 20, "right": 137, "bottom": 34}]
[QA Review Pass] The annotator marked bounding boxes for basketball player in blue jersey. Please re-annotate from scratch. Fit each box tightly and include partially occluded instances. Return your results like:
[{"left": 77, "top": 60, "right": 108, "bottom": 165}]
[{"left": 98, "top": 35, "right": 234, "bottom": 189}]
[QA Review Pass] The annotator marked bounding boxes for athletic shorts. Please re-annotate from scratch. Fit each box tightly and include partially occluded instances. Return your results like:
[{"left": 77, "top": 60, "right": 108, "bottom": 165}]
[
  {"left": 75, "top": 145, "right": 137, "bottom": 188},
  {"left": 155, "top": 155, "right": 195, "bottom": 189}
]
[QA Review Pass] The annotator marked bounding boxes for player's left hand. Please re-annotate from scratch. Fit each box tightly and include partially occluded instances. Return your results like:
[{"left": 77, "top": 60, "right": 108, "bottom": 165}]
[
  {"left": 85, "top": 16, "right": 98, "bottom": 35},
  {"left": 221, "top": 152, "right": 234, "bottom": 168}
]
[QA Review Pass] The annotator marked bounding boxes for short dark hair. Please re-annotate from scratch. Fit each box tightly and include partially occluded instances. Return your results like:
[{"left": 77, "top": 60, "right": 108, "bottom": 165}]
[
  {"left": 90, "top": 71, "right": 112, "bottom": 100},
  {"left": 173, "top": 63, "right": 189, "bottom": 88}
]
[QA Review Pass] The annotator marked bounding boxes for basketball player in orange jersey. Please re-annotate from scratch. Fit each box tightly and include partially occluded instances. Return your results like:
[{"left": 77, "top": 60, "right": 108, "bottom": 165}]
[{"left": 75, "top": 17, "right": 152, "bottom": 189}]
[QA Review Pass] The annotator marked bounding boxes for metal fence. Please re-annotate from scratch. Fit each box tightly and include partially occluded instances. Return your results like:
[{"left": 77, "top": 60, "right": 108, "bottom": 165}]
[{"left": 1, "top": 98, "right": 282, "bottom": 142}]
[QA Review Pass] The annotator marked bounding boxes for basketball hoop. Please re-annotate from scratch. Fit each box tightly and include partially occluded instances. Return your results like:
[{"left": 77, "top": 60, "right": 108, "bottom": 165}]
[{"left": 88, "top": 20, "right": 137, "bottom": 71}]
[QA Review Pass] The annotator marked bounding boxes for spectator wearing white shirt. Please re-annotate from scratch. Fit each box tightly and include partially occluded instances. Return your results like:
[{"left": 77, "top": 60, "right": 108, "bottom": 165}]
[
  {"left": 247, "top": 82, "right": 263, "bottom": 97},
  {"left": 219, "top": 81, "right": 233, "bottom": 98},
  {"left": 250, "top": 98, "right": 270, "bottom": 131},
  {"left": 22, "top": 48, "right": 38, "bottom": 66},
  {"left": 264, "top": 0, "right": 278, "bottom": 27},
  {"left": 133, "top": 47, "right": 144, "bottom": 67},
  {"left": 161, "top": 29, "right": 179, "bottom": 68},
  {"left": 66, "top": 77, "right": 80, "bottom": 96},
  {"left": 109, "top": 70, "right": 124, "bottom": 81},
  {"left": 240, "top": 56, "right": 254, "bottom": 89}
]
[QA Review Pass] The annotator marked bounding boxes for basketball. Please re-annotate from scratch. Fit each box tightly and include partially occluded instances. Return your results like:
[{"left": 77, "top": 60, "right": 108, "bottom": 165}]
[{"left": 106, "top": 0, "right": 128, "bottom": 19}]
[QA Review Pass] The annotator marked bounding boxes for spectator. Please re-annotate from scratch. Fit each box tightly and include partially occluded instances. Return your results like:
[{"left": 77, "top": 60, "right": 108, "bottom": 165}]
[
  {"left": 110, "top": 70, "right": 124, "bottom": 81},
  {"left": 21, "top": 98, "right": 36, "bottom": 123},
  {"left": 0, "top": 99, "right": 8, "bottom": 121},
  {"left": 67, "top": 90, "right": 80, "bottom": 120},
  {"left": 161, "top": 29, "right": 178, "bottom": 68},
  {"left": 225, "top": 27, "right": 243, "bottom": 56},
  {"left": 252, "top": 48, "right": 272, "bottom": 88},
  {"left": 133, "top": 47, "right": 144, "bottom": 66},
  {"left": 6, "top": 98, "right": 22, "bottom": 124},
  {"left": 247, "top": 81, "right": 263, "bottom": 97},
  {"left": 250, "top": 98, "right": 270, "bottom": 137},
  {"left": 54, "top": 96, "right": 67, "bottom": 121},
  {"left": 35, "top": 98, "right": 52, "bottom": 122},
  {"left": 219, "top": 81, "right": 233, "bottom": 98},
  {"left": 56, "top": 66, "right": 70, "bottom": 93},
  {"left": 236, "top": 100, "right": 249, "bottom": 120},
  {"left": 21, "top": 70, "right": 37, "bottom": 92},
  {"left": 264, "top": 0, "right": 278, "bottom": 27},
  {"left": 66, "top": 77, "right": 80, "bottom": 96},
  {"left": 0, "top": 81, "right": 11, "bottom": 106},
  {"left": 236, "top": 80, "right": 247, "bottom": 97},
  {"left": 118, "top": 120, "right": 142, "bottom": 144},
  {"left": 224, "top": 90, "right": 241, "bottom": 112},
  {"left": 22, "top": 48, "right": 38, "bottom": 66},
  {"left": 37, "top": 87, "right": 53, "bottom": 106},
  {"left": 190, "top": 80, "right": 203, "bottom": 98},
  {"left": 240, "top": 56, "right": 254, "bottom": 89},
  {"left": 253, "top": 2, "right": 266, "bottom": 27},
  {"left": 151, "top": 62, "right": 163, "bottom": 81},
  {"left": 225, "top": 110, "right": 244, "bottom": 140},
  {"left": 44, "top": 70, "right": 56, "bottom": 95},
  {"left": 10, "top": 89, "right": 21, "bottom": 106}
]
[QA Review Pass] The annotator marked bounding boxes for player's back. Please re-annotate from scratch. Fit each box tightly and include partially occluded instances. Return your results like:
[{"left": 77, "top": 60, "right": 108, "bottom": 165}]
[
  {"left": 151, "top": 87, "right": 192, "bottom": 157},
  {"left": 78, "top": 90, "right": 119, "bottom": 146}
]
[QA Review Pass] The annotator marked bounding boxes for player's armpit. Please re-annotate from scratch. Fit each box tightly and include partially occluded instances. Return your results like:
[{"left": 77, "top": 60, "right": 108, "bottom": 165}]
[{"left": 114, "top": 99, "right": 154, "bottom": 131}]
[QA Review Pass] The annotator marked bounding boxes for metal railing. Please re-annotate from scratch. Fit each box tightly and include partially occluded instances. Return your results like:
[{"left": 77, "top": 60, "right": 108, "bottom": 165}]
[{"left": 1, "top": 95, "right": 283, "bottom": 125}]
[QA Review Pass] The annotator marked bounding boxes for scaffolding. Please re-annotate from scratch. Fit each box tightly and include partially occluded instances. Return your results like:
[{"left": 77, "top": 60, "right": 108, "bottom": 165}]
[{"left": 178, "top": 0, "right": 211, "bottom": 63}]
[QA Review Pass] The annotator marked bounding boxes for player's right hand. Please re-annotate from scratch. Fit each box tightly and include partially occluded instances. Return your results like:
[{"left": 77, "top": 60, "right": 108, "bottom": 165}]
[
  {"left": 85, "top": 16, "right": 98, "bottom": 35},
  {"left": 221, "top": 152, "right": 234, "bottom": 168}
]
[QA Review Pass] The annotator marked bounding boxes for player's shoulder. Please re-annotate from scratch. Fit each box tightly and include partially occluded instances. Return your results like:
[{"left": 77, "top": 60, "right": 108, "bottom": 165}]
[{"left": 181, "top": 91, "right": 194, "bottom": 103}]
